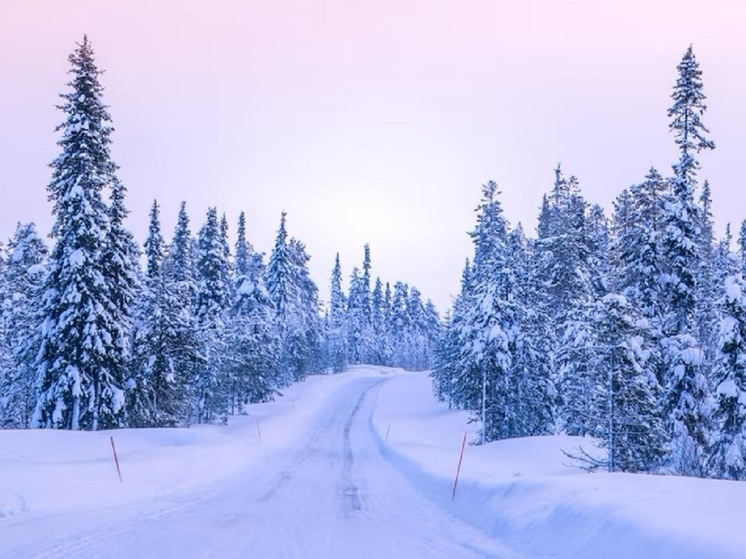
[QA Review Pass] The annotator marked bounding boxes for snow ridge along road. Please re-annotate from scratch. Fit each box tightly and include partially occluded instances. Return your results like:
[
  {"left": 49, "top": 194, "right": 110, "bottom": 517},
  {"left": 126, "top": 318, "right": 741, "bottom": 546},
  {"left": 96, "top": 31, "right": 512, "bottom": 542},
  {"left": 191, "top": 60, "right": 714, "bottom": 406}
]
[{"left": 1, "top": 368, "right": 519, "bottom": 559}]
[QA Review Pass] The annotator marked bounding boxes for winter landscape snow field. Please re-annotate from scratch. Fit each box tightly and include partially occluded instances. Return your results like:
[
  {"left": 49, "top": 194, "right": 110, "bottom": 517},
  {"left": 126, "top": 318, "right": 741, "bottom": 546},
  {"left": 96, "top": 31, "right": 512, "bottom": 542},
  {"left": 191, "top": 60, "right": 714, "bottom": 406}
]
[{"left": 1, "top": 366, "right": 745, "bottom": 558}]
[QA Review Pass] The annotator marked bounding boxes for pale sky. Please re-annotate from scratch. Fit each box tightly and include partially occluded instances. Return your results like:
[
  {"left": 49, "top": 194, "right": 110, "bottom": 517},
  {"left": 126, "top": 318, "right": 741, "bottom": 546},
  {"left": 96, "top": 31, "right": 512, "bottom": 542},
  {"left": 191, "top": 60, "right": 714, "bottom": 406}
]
[{"left": 1, "top": 1, "right": 745, "bottom": 312}]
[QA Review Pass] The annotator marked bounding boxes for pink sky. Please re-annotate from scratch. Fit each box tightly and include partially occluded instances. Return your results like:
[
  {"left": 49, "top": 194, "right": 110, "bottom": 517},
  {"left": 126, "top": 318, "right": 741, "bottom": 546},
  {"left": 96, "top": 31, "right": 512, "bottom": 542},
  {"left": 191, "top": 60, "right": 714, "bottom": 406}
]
[{"left": 1, "top": 1, "right": 745, "bottom": 310}]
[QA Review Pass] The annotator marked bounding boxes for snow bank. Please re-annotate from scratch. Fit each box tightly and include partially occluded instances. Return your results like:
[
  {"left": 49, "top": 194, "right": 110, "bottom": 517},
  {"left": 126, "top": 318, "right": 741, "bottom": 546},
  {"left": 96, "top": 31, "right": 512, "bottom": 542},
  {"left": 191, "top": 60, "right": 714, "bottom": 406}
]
[{"left": 372, "top": 370, "right": 746, "bottom": 559}]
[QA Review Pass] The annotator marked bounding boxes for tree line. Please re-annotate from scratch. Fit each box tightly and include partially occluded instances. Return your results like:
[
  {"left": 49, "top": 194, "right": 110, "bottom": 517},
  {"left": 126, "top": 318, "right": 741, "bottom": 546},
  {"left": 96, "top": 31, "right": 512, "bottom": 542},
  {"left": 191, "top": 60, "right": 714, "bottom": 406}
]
[
  {"left": 433, "top": 45, "right": 746, "bottom": 481},
  {"left": 0, "top": 37, "right": 440, "bottom": 431}
]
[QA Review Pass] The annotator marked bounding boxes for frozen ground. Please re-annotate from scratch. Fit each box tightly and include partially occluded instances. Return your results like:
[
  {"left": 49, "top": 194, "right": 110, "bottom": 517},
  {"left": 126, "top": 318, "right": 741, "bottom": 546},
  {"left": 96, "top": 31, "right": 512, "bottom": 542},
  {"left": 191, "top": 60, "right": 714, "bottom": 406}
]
[{"left": 1, "top": 366, "right": 744, "bottom": 558}]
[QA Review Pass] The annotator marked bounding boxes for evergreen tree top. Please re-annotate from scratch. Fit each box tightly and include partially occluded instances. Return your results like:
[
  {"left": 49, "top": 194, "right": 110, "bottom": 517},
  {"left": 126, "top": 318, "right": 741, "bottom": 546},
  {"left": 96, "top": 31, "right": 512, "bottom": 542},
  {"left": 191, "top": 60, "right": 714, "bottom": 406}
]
[
  {"left": 48, "top": 36, "right": 116, "bottom": 239},
  {"left": 668, "top": 45, "right": 715, "bottom": 182},
  {"left": 144, "top": 200, "right": 164, "bottom": 279}
]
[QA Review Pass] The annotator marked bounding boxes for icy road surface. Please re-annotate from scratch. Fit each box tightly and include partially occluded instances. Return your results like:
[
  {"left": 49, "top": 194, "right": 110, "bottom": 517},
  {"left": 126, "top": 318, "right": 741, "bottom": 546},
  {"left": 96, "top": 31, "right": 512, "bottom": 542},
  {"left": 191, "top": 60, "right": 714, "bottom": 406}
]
[{"left": 1, "top": 374, "right": 519, "bottom": 559}]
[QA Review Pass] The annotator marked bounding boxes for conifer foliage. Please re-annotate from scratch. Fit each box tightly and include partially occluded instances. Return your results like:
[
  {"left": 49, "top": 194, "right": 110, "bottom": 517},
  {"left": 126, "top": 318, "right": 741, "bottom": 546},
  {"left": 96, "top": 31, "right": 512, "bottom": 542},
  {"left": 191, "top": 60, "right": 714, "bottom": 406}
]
[
  {"left": 6, "top": 38, "right": 746, "bottom": 482},
  {"left": 34, "top": 37, "right": 131, "bottom": 430},
  {"left": 433, "top": 45, "right": 746, "bottom": 479},
  {"left": 0, "top": 37, "right": 441, "bottom": 433}
]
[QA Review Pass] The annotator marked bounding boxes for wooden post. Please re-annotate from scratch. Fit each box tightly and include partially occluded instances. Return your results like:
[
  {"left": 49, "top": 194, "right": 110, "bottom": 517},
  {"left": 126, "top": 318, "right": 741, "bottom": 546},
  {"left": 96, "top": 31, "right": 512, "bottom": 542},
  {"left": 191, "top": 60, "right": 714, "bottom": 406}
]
[
  {"left": 451, "top": 431, "right": 467, "bottom": 501},
  {"left": 110, "top": 436, "right": 123, "bottom": 483},
  {"left": 385, "top": 424, "right": 391, "bottom": 443},
  {"left": 256, "top": 420, "right": 262, "bottom": 440}
]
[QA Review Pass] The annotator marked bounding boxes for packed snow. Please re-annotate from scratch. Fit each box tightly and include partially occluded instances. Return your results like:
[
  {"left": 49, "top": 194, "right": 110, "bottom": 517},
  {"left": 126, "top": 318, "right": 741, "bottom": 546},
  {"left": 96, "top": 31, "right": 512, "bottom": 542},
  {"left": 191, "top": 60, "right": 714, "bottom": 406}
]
[{"left": 1, "top": 366, "right": 745, "bottom": 558}]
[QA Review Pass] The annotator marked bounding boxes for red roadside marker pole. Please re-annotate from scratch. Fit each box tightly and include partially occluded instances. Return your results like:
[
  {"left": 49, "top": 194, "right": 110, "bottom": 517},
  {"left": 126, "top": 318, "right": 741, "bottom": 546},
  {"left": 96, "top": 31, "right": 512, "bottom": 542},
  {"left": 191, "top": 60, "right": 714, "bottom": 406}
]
[
  {"left": 451, "top": 430, "right": 467, "bottom": 501},
  {"left": 110, "top": 436, "right": 123, "bottom": 483}
]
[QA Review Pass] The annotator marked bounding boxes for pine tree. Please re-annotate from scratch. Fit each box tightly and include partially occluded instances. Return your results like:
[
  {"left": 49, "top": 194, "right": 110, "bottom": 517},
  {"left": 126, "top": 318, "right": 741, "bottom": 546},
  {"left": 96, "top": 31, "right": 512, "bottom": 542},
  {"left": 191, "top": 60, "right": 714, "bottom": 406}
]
[
  {"left": 707, "top": 267, "right": 746, "bottom": 479},
  {"left": 612, "top": 168, "right": 668, "bottom": 325},
  {"left": 696, "top": 181, "right": 718, "bottom": 373},
  {"left": 288, "top": 238, "right": 324, "bottom": 377},
  {"left": 227, "top": 211, "right": 279, "bottom": 407},
  {"left": 327, "top": 253, "right": 348, "bottom": 373},
  {"left": 533, "top": 167, "right": 595, "bottom": 435},
  {"left": 589, "top": 294, "right": 666, "bottom": 472},
  {"left": 668, "top": 45, "right": 715, "bottom": 187},
  {"left": 194, "top": 207, "right": 231, "bottom": 423},
  {"left": 34, "top": 37, "right": 126, "bottom": 430},
  {"left": 266, "top": 213, "right": 322, "bottom": 382},
  {"left": 369, "top": 277, "right": 389, "bottom": 365},
  {"left": 432, "top": 259, "right": 473, "bottom": 405},
  {"left": 388, "top": 282, "right": 410, "bottom": 368},
  {"left": 510, "top": 226, "right": 554, "bottom": 436},
  {"left": 346, "top": 267, "right": 364, "bottom": 363},
  {"left": 129, "top": 201, "right": 197, "bottom": 427},
  {"left": 459, "top": 182, "right": 519, "bottom": 442},
  {"left": 164, "top": 201, "right": 197, "bottom": 298},
  {"left": 0, "top": 224, "right": 48, "bottom": 428},
  {"left": 100, "top": 176, "right": 141, "bottom": 418},
  {"left": 660, "top": 45, "right": 715, "bottom": 474},
  {"left": 738, "top": 221, "right": 746, "bottom": 272}
]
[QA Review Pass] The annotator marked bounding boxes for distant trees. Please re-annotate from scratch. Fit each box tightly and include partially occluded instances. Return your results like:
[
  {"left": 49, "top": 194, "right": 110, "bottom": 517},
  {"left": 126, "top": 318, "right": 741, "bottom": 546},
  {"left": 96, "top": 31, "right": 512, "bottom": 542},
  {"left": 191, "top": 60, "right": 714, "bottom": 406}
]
[{"left": 321, "top": 245, "right": 441, "bottom": 373}]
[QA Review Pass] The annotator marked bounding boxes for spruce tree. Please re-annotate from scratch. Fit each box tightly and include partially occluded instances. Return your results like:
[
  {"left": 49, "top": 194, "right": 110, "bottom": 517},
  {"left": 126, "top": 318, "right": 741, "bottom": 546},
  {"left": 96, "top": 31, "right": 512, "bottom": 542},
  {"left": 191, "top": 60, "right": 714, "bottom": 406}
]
[
  {"left": 661, "top": 45, "right": 714, "bottom": 474},
  {"left": 129, "top": 201, "right": 196, "bottom": 427},
  {"left": 100, "top": 176, "right": 141, "bottom": 415},
  {"left": 707, "top": 267, "right": 746, "bottom": 479},
  {"left": 266, "top": 213, "right": 322, "bottom": 382},
  {"left": 327, "top": 253, "right": 348, "bottom": 372},
  {"left": 589, "top": 294, "right": 666, "bottom": 472},
  {"left": 34, "top": 37, "right": 126, "bottom": 430},
  {"left": 227, "top": 211, "right": 279, "bottom": 407},
  {"left": 194, "top": 207, "right": 231, "bottom": 423},
  {"left": 0, "top": 224, "right": 48, "bottom": 428}
]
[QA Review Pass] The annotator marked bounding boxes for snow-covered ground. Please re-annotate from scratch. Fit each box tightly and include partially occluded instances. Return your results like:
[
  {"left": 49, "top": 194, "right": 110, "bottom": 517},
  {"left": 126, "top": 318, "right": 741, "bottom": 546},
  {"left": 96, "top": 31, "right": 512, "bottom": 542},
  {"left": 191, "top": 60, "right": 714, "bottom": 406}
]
[{"left": 1, "top": 366, "right": 744, "bottom": 558}]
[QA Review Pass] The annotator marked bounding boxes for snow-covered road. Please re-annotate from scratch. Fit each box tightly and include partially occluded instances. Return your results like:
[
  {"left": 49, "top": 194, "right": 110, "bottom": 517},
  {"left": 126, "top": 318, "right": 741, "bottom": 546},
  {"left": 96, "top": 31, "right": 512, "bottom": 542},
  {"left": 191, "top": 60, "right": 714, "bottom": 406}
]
[{"left": 1, "top": 373, "right": 518, "bottom": 559}]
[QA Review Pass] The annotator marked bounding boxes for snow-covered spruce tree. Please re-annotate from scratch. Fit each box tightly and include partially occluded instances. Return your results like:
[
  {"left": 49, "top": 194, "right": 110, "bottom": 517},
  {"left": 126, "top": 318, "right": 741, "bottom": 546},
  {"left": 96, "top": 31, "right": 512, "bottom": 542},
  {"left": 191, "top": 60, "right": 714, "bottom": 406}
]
[
  {"left": 587, "top": 294, "right": 667, "bottom": 472},
  {"left": 404, "top": 287, "right": 429, "bottom": 370},
  {"left": 423, "top": 299, "right": 442, "bottom": 369},
  {"left": 327, "top": 253, "right": 348, "bottom": 373},
  {"left": 586, "top": 203, "right": 611, "bottom": 299},
  {"left": 359, "top": 244, "right": 376, "bottom": 363},
  {"left": 225, "top": 211, "right": 280, "bottom": 408},
  {"left": 266, "top": 213, "right": 323, "bottom": 383},
  {"left": 163, "top": 201, "right": 198, "bottom": 301},
  {"left": 534, "top": 167, "right": 596, "bottom": 435},
  {"left": 388, "top": 281, "right": 411, "bottom": 368},
  {"left": 129, "top": 200, "right": 196, "bottom": 427},
  {"left": 707, "top": 266, "right": 746, "bottom": 480},
  {"left": 738, "top": 220, "right": 746, "bottom": 273},
  {"left": 660, "top": 45, "right": 715, "bottom": 475},
  {"left": 194, "top": 207, "right": 231, "bottom": 423},
  {"left": 510, "top": 226, "right": 555, "bottom": 436},
  {"left": 613, "top": 169, "right": 668, "bottom": 327},
  {"left": 346, "top": 266, "right": 365, "bottom": 364},
  {"left": 432, "top": 259, "right": 473, "bottom": 405},
  {"left": 288, "top": 238, "right": 325, "bottom": 376},
  {"left": 0, "top": 224, "right": 49, "bottom": 428},
  {"left": 369, "top": 277, "right": 391, "bottom": 365},
  {"left": 100, "top": 176, "right": 141, "bottom": 414},
  {"left": 0, "top": 246, "right": 11, "bottom": 426},
  {"left": 34, "top": 37, "right": 128, "bottom": 430},
  {"left": 460, "top": 182, "right": 519, "bottom": 442},
  {"left": 696, "top": 181, "right": 718, "bottom": 370}
]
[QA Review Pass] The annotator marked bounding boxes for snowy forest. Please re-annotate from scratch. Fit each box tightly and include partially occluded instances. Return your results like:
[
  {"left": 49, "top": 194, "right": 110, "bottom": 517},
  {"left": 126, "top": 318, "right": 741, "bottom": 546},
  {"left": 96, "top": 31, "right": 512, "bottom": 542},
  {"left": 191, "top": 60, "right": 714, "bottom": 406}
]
[
  {"left": 3, "top": 36, "right": 746, "bottom": 487},
  {"left": 432, "top": 45, "right": 746, "bottom": 481},
  {"left": 0, "top": 37, "right": 441, "bottom": 433}
]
